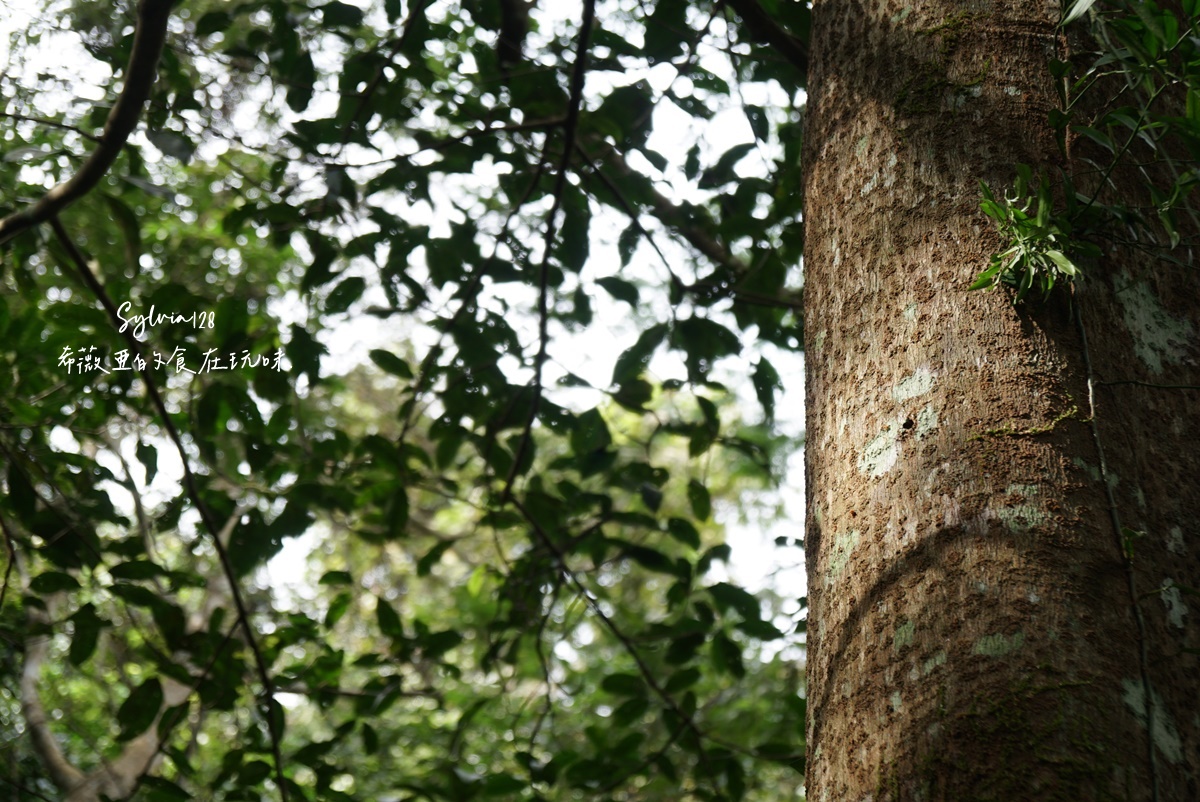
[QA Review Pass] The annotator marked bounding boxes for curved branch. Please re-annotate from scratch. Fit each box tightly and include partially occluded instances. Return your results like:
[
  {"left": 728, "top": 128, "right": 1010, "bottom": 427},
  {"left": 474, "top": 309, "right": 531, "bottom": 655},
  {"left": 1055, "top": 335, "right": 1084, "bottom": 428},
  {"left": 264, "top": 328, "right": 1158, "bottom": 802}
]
[
  {"left": 21, "top": 634, "right": 86, "bottom": 793},
  {"left": 0, "top": 0, "right": 172, "bottom": 244}
]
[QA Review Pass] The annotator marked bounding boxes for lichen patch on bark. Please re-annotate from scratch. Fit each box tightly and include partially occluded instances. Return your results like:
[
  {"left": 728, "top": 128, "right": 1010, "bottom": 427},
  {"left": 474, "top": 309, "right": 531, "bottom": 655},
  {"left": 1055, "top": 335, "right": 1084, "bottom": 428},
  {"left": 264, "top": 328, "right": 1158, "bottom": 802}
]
[
  {"left": 1115, "top": 273, "right": 1196, "bottom": 373},
  {"left": 858, "top": 425, "right": 900, "bottom": 477},
  {"left": 972, "top": 632, "right": 1024, "bottom": 657},
  {"left": 893, "top": 367, "right": 935, "bottom": 401},
  {"left": 1122, "top": 680, "right": 1184, "bottom": 765}
]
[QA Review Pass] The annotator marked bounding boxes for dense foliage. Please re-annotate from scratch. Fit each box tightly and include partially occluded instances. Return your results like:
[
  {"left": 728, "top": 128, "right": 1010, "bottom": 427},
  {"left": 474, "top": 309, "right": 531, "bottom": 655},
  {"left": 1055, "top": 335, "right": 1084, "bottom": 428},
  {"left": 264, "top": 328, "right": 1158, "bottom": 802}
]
[
  {"left": 4, "top": 0, "right": 1196, "bottom": 798},
  {"left": 0, "top": 1, "right": 808, "bottom": 800}
]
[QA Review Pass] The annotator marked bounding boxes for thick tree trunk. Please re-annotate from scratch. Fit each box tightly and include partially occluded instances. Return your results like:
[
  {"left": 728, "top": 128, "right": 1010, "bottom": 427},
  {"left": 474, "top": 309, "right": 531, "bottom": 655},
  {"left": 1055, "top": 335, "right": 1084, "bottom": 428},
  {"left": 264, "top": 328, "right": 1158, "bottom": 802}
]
[{"left": 802, "top": 1, "right": 1200, "bottom": 799}]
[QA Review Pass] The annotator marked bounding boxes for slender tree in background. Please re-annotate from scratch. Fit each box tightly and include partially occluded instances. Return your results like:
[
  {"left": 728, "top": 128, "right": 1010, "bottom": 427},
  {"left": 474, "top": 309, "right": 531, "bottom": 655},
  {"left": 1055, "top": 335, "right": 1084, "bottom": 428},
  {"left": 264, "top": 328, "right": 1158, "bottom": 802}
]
[{"left": 803, "top": 0, "right": 1198, "bottom": 798}]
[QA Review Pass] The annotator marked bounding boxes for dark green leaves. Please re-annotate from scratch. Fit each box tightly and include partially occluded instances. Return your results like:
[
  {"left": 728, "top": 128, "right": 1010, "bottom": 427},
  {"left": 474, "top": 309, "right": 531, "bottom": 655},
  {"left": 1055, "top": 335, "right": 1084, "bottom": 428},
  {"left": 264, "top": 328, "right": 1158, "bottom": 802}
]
[
  {"left": 612, "top": 324, "right": 668, "bottom": 385},
  {"left": 30, "top": 570, "right": 80, "bottom": 593},
  {"left": 117, "top": 678, "right": 164, "bottom": 741},
  {"left": 325, "top": 276, "right": 366, "bottom": 315},
  {"left": 376, "top": 596, "right": 405, "bottom": 642},
  {"left": 673, "top": 316, "right": 741, "bottom": 382},
  {"left": 321, "top": 1, "right": 365, "bottom": 27},
  {"left": 688, "top": 479, "right": 712, "bottom": 521},
  {"left": 752, "top": 358, "right": 782, "bottom": 423},
  {"left": 699, "top": 143, "right": 755, "bottom": 189},
  {"left": 708, "top": 582, "right": 761, "bottom": 620},
  {"left": 596, "top": 276, "right": 639, "bottom": 306},
  {"left": 973, "top": 168, "right": 1089, "bottom": 302},
  {"left": 369, "top": 349, "right": 414, "bottom": 378},
  {"left": 601, "top": 673, "right": 645, "bottom": 696},
  {"left": 69, "top": 604, "right": 107, "bottom": 666}
]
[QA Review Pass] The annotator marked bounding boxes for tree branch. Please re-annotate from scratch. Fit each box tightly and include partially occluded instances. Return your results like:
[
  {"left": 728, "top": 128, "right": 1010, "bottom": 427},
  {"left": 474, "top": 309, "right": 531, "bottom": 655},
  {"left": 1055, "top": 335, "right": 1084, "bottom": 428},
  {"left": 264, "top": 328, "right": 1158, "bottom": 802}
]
[
  {"left": 0, "top": 0, "right": 172, "bottom": 245},
  {"left": 504, "top": 0, "right": 598, "bottom": 499},
  {"left": 48, "top": 218, "right": 289, "bottom": 801},
  {"left": 722, "top": 0, "right": 809, "bottom": 74},
  {"left": 19, "top": 582, "right": 86, "bottom": 794}
]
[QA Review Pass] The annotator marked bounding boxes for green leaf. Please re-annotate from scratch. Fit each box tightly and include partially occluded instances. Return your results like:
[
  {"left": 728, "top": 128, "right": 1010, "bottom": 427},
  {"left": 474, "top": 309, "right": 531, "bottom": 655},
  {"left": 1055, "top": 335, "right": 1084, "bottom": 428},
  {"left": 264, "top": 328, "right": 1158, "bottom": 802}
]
[
  {"left": 571, "top": 408, "right": 612, "bottom": 455},
  {"left": 559, "top": 194, "right": 590, "bottom": 272},
  {"left": 287, "top": 324, "right": 327, "bottom": 384},
  {"left": 109, "top": 560, "right": 164, "bottom": 580},
  {"left": 708, "top": 582, "right": 761, "bottom": 620},
  {"left": 612, "top": 323, "right": 668, "bottom": 384},
  {"left": 140, "top": 776, "right": 191, "bottom": 800},
  {"left": 612, "top": 696, "right": 651, "bottom": 725},
  {"left": 376, "top": 596, "right": 405, "bottom": 641},
  {"left": 136, "top": 440, "right": 158, "bottom": 484},
  {"left": 102, "top": 193, "right": 143, "bottom": 268},
  {"left": 737, "top": 618, "right": 785, "bottom": 640},
  {"left": 362, "top": 722, "right": 380, "bottom": 754},
  {"left": 326, "top": 276, "right": 366, "bottom": 314},
  {"left": 712, "top": 632, "right": 745, "bottom": 678},
  {"left": 7, "top": 463, "right": 35, "bottom": 523},
  {"left": 319, "top": 570, "right": 353, "bottom": 586},
  {"left": 699, "top": 143, "right": 755, "bottom": 189},
  {"left": 752, "top": 358, "right": 782, "bottom": 423},
  {"left": 416, "top": 540, "right": 453, "bottom": 576},
  {"left": 386, "top": 490, "right": 409, "bottom": 538},
  {"left": 68, "top": 604, "right": 106, "bottom": 666},
  {"left": 601, "top": 673, "right": 645, "bottom": 696},
  {"left": 688, "top": 479, "right": 712, "bottom": 521},
  {"left": 369, "top": 349, "right": 414, "bottom": 378},
  {"left": 146, "top": 129, "right": 195, "bottom": 163},
  {"left": 664, "top": 666, "right": 702, "bottom": 693},
  {"left": 673, "top": 316, "right": 741, "bottom": 380},
  {"left": 325, "top": 591, "right": 353, "bottom": 628},
  {"left": 745, "top": 104, "right": 769, "bottom": 142},
  {"left": 1061, "top": 0, "right": 1098, "bottom": 25},
  {"left": 30, "top": 571, "right": 80, "bottom": 593},
  {"left": 1044, "top": 250, "right": 1079, "bottom": 276},
  {"left": 117, "top": 678, "right": 164, "bottom": 741},
  {"left": 667, "top": 518, "right": 701, "bottom": 549},
  {"left": 684, "top": 143, "right": 701, "bottom": 180},
  {"left": 596, "top": 276, "right": 640, "bottom": 306},
  {"left": 322, "top": 1, "right": 365, "bottom": 27},
  {"left": 639, "top": 484, "right": 664, "bottom": 513},
  {"left": 617, "top": 224, "right": 640, "bottom": 267},
  {"left": 195, "top": 11, "right": 232, "bottom": 36},
  {"left": 623, "top": 542, "right": 682, "bottom": 576}
]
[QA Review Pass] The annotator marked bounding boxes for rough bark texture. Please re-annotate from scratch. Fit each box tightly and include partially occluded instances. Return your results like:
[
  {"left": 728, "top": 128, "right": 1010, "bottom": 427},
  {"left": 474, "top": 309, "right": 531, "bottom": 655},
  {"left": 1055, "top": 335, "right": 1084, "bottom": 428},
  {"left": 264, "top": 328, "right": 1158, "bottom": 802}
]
[{"left": 802, "top": 1, "right": 1200, "bottom": 800}]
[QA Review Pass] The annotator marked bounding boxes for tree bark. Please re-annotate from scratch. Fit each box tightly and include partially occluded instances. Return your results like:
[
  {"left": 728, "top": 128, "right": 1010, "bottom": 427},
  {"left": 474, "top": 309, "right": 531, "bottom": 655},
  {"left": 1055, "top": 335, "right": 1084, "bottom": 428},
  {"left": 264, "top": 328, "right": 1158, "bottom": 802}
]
[{"left": 802, "top": 1, "right": 1200, "bottom": 799}]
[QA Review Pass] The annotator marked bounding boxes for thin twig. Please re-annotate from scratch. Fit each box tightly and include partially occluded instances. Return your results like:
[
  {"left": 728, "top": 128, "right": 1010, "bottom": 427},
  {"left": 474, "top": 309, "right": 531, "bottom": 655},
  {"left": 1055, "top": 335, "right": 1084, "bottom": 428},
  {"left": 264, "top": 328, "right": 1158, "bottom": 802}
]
[
  {"left": 503, "top": 0, "right": 598, "bottom": 499},
  {"left": 0, "top": 113, "right": 101, "bottom": 142}
]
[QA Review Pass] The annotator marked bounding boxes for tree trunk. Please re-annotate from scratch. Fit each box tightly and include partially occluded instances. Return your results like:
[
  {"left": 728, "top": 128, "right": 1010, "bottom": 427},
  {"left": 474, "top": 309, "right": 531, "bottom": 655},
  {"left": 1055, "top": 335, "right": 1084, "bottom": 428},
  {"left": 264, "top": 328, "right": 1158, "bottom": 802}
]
[{"left": 802, "top": 1, "right": 1200, "bottom": 799}]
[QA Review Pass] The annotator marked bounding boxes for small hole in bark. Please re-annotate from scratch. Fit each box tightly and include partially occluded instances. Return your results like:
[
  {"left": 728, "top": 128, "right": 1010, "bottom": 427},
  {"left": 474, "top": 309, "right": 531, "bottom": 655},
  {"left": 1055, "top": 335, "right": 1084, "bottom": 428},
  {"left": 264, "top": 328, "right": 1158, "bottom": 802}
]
[{"left": 902, "top": 418, "right": 915, "bottom": 430}]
